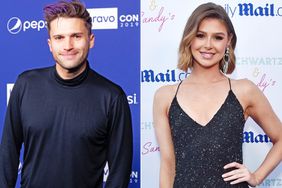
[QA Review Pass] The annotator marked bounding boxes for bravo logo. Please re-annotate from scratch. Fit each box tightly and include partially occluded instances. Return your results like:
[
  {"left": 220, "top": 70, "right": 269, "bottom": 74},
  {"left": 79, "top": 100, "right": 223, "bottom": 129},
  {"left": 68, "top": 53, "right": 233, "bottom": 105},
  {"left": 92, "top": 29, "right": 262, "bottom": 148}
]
[
  {"left": 119, "top": 14, "right": 139, "bottom": 28},
  {"left": 88, "top": 8, "right": 118, "bottom": 30},
  {"left": 104, "top": 163, "right": 139, "bottom": 184},
  {"left": 7, "top": 17, "right": 46, "bottom": 34},
  {"left": 88, "top": 8, "right": 139, "bottom": 29}
]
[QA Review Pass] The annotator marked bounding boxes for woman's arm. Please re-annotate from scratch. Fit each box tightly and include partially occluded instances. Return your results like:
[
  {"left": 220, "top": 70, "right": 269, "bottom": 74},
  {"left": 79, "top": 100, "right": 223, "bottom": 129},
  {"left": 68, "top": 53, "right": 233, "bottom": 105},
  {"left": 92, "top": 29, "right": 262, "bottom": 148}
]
[
  {"left": 223, "top": 79, "right": 282, "bottom": 186},
  {"left": 153, "top": 86, "right": 176, "bottom": 188},
  {"left": 245, "top": 80, "right": 282, "bottom": 184}
]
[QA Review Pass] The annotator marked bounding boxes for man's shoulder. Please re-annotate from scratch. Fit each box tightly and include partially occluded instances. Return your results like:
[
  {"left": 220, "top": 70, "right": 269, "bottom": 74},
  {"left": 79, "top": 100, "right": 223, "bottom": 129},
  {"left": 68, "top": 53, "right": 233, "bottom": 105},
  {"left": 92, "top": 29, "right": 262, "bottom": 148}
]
[
  {"left": 13, "top": 67, "right": 53, "bottom": 87},
  {"left": 18, "top": 66, "right": 53, "bottom": 80},
  {"left": 89, "top": 69, "right": 125, "bottom": 96}
]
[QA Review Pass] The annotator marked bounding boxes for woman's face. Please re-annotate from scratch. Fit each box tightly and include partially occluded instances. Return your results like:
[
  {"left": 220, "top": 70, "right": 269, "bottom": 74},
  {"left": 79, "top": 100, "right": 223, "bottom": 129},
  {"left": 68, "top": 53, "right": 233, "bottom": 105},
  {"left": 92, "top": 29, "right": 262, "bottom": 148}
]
[{"left": 190, "top": 18, "right": 231, "bottom": 70}]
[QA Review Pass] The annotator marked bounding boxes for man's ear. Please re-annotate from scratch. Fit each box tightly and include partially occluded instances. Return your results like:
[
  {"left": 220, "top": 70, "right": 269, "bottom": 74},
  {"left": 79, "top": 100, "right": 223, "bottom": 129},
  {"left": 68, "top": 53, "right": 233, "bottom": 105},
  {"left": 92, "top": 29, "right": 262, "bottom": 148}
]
[
  {"left": 89, "top": 34, "right": 95, "bottom": 49},
  {"left": 47, "top": 38, "right": 53, "bottom": 52}
]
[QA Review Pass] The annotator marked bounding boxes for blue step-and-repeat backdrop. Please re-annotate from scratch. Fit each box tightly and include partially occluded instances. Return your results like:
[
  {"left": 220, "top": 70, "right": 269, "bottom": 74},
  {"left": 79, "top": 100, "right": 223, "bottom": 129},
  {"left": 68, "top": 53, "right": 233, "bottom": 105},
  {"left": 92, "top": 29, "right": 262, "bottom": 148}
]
[{"left": 1, "top": 1, "right": 140, "bottom": 187}]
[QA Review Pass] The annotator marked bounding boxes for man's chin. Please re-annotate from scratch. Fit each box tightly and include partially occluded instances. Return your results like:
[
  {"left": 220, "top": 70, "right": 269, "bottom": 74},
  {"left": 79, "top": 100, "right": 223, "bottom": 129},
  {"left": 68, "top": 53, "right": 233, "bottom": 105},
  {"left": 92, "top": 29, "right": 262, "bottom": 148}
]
[{"left": 57, "top": 60, "right": 87, "bottom": 73}]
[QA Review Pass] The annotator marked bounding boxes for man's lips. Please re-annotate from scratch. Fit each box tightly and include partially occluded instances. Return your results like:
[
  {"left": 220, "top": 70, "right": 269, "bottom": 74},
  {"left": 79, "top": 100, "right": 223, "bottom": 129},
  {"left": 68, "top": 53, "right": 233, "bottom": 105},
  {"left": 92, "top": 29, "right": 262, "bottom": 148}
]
[
  {"left": 60, "top": 52, "right": 78, "bottom": 56},
  {"left": 60, "top": 52, "right": 78, "bottom": 59}
]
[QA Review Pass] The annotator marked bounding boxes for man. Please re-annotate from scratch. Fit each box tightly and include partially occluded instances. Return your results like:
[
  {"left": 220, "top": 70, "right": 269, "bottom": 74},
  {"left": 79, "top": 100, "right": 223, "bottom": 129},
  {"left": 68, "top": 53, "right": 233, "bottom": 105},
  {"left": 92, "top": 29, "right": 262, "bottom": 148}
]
[{"left": 0, "top": 1, "right": 133, "bottom": 187}]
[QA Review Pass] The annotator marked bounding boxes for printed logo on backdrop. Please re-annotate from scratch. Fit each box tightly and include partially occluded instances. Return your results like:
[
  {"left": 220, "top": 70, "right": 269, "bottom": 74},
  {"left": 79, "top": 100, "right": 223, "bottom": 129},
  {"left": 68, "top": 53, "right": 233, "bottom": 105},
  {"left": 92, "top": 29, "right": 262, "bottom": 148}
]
[
  {"left": 233, "top": 57, "right": 280, "bottom": 92},
  {"left": 141, "top": 0, "right": 176, "bottom": 32},
  {"left": 119, "top": 12, "right": 139, "bottom": 28},
  {"left": 243, "top": 131, "right": 271, "bottom": 143},
  {"left": 224, "top": 3, "right": 282, "bottom": 18},
  {"left": 237, "top": 57, "right": 282, "bottom": 66},
  {"left": 7, "top": 17, "right": 22, "bottom": 34},
  {"left": 141, "top": 69, "right": 190, "bottom": 83},
  {"left": 6, "top": 84, "right": 14, "bottom": 105},
  {"left": 141, "top": 121, "right": 154, "bottom": 130},
  {"left": 6, "top": 8, "right": 139, "bottom": 34},
  {"left": 7, "top": 17, "right": 46, "bottom": 34},
  {"left": 88, "top": 7, "right": 139, "bottom": 29},
  {"left": 260, "top": 178, "right": 282, "bottom": 187},
  {"left": 129, "top": 171, "right": 139, "bottom": 184},
  {"left": 127, "top": 93, "right": 138, "bottom": 105},
  {"left": 250, "top": 68, "right": 277, "bottom": 93},
  {"left": 18, "top": 162, "right": 23, "bottom": 175},
  {"left": 104, "top": 164, "right": 139, "bottom": 184},
  {"left": 6, "top": 84, "right": 136, "bottom": 105},
  {"left": 88, "top": 8, "right": 118, "bottom": 29},
  {"left": 142, "top": 141, "right": 159, "bottom": 156}
]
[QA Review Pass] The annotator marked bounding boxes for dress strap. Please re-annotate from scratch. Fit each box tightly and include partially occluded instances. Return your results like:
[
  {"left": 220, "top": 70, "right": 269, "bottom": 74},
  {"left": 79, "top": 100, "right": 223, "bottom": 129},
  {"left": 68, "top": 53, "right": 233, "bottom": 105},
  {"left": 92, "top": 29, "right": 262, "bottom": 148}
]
[
  {"left": 175, "top": 81, "right": 183, "bottom": 97},
  {"left": 228, "top": 78, "right": 231, "bottom": 90}
]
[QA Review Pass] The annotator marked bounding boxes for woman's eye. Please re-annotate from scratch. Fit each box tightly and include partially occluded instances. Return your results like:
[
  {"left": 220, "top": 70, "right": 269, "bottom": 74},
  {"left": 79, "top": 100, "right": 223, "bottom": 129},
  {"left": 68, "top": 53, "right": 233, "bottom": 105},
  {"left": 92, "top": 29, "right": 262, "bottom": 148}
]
[
  {"left": 215, "top": 36, "right": 224, "bottom": 40},
  {"left": 196, "top": 33, "right": 204, "bottom": 38}
]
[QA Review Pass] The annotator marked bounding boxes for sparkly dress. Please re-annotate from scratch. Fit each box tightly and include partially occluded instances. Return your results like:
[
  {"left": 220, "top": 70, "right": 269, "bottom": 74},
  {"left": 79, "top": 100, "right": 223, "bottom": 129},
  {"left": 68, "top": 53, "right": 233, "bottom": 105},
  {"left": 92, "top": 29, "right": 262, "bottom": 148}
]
[{"left": 169, "top": 80, "right": 249, "bottom": 188}]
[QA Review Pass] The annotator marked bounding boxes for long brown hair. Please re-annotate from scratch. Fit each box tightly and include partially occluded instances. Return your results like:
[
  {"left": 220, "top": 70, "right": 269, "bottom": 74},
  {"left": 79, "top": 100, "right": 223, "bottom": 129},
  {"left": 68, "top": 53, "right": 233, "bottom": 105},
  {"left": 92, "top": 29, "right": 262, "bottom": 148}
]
[{"left": 178, "top": 2, "right": 237, "bottom": 74}]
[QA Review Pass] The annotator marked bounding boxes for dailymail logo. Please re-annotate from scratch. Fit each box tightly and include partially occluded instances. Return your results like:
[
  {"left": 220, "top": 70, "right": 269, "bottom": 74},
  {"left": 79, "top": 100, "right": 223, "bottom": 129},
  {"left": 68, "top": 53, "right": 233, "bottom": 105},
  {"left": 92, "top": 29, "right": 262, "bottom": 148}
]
[{"left": 87, "top": 8, "right": 118, "bottom": 30}]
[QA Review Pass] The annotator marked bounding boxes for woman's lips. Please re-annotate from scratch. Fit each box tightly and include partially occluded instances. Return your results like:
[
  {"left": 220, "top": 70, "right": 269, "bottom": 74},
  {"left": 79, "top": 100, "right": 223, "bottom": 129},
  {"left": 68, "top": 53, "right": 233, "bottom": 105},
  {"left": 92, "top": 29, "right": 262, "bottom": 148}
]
[{"left": 200, "top": 52, "right": 215, "bottom": 59}]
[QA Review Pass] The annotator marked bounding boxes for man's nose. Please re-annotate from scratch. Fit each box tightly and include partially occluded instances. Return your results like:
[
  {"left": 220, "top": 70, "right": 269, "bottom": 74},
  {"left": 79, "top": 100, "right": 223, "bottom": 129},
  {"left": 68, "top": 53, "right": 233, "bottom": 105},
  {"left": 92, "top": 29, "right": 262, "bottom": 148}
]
[{"left": 64, "top": 38, "right": 73, "bottom": 50}]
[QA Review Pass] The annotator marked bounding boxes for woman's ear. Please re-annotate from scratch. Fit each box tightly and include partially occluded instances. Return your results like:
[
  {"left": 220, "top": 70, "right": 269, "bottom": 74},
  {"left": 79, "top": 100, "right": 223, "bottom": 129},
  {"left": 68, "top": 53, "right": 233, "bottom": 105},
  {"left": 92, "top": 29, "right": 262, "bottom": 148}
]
[{"left": 227, "top": 34, "right": 233, "bottom": 46}]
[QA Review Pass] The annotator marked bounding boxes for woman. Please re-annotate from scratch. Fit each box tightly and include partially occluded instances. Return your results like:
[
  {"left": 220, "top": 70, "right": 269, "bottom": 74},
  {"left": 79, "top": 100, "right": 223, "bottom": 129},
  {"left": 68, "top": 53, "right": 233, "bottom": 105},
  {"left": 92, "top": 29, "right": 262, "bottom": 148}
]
[{"left": 153, "top": 2, "right": 282, "bottom": 188}]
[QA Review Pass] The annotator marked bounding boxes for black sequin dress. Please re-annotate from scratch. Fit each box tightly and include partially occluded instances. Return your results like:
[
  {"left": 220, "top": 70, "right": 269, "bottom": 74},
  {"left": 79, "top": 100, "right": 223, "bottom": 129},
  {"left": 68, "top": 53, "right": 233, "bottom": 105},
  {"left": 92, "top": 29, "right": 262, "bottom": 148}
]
[{"left": 169, "top": 80, "right": 249, "bottom": 188}]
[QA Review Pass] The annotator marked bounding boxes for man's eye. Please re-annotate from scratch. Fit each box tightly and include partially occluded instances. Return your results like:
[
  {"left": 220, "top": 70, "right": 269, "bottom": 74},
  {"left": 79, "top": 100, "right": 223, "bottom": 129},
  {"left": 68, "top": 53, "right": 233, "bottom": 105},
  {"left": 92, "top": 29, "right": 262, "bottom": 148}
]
[{"left": 54, "top": 36, "right": 63, "bottom": 40}]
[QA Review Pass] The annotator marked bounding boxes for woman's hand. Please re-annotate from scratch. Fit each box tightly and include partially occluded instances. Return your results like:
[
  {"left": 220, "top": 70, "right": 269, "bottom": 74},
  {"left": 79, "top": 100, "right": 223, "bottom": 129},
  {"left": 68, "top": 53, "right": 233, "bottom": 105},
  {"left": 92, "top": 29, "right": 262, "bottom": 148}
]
[{"left": 222, "top": 162, "right": 259, "bottom": 187}]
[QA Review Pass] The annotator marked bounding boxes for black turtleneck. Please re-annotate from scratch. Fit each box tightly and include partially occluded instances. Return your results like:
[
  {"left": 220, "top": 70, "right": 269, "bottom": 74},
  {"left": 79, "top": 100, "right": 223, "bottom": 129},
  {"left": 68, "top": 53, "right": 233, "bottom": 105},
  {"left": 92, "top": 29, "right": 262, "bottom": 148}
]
[
  {"left": 53, "top": 63, "right": 89, "bottom": 86},
  {"left": 0, "top": 63, "right": 133, "bottom": 188}
]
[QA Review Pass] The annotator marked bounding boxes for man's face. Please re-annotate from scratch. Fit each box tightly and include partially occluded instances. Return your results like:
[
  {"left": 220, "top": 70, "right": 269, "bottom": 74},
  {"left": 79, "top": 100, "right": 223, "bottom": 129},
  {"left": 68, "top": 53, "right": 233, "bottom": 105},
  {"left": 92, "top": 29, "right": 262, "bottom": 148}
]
[{"left": 48, "top": 17, "right": 94, "bottom": 76}]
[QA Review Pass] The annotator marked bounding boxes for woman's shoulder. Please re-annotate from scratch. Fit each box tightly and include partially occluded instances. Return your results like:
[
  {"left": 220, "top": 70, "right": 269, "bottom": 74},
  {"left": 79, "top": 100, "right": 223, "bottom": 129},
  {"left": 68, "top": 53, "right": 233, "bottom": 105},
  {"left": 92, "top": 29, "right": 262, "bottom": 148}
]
[
  {"left": 228, "top": 78, "right": 259, "bottom": 112},
  {"left": 230, "top": 78, "right": 263, "bottom": 108},
  {"left": 154, "top": 83, "right": 181, "bottom": 106},
  {"left": 153, "top": 83, "right": 181, "bottom": 114},
  {"left": 154, "top": 83, "right": 180, "bottom": 98},
  {"left": 231, "top": 78, "right": 258, "bottom": 93}
]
